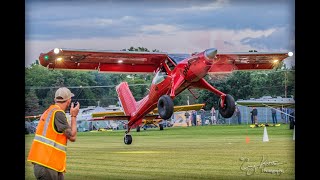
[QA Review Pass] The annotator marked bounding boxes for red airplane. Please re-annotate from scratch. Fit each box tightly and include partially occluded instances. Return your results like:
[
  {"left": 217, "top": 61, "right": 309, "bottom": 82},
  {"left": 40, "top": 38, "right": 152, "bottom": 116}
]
[{"left": 38, "top": 48, "right": 292, "bottom": 144}]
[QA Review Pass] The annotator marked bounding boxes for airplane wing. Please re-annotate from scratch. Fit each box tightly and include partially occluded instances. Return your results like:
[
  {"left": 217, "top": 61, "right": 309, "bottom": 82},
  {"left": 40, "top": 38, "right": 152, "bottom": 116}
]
[
  {"left": 91, "top": 103, "right": 205, "bottom": 118},
  {"left": 39, "top": 48, "right": 173, "bottom": 73},
  {"left": 209, "top": 52, "right": 292, "bottom": 74},
  {"left": 152, "top": 103, "right": 205, "bottom": 114}
]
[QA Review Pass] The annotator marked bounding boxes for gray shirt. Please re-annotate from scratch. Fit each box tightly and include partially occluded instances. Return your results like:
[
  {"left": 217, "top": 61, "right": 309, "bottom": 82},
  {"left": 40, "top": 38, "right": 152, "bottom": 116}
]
[{"left": 54, "top": 111, "right": 70, "bottom": 133}]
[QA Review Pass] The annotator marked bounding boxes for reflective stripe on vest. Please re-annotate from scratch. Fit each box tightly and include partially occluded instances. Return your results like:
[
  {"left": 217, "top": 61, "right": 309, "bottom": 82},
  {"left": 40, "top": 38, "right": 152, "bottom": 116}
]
[
  {"left": 34, "top": 134, "right": 67, "bottom": 152},
  {"left": 42, "top": 108, "right": 58, "bottom": 136}
]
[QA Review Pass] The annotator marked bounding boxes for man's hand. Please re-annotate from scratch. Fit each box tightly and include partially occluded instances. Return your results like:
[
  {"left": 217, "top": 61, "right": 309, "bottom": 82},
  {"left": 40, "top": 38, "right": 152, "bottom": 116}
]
[
  {"left": 70, "top": 102, "right": 80, "bottom": 117},
  {"left": 67, "top": 102, "right": 80, "bottom": 142}
]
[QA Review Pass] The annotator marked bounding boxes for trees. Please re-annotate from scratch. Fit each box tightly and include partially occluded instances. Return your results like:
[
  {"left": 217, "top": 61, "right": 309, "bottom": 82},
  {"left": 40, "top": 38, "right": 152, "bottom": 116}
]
[
  {"left": 196, "top": 63, "right": 295, "bottom": 110},
  {"left": 25, "top": 89, "right": 41, "bottom": 116}
]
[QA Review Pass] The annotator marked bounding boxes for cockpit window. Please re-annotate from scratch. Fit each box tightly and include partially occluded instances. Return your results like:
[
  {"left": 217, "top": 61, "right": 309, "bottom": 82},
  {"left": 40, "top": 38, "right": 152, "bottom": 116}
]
[
  {"left": 165, "top": 59, "right": 175, "bottom": 71},
  {"left": 152, "top": 71, "right": 168, "bottom": 85},
  {"left": 168, "top": 53, "right": 190, "bottom": 64}
]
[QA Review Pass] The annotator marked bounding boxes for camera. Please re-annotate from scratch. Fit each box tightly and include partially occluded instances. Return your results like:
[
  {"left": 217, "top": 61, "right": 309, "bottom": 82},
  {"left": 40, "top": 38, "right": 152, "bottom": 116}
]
[{"left": 73, "top": 102, "right": 78, "bottom": 108}]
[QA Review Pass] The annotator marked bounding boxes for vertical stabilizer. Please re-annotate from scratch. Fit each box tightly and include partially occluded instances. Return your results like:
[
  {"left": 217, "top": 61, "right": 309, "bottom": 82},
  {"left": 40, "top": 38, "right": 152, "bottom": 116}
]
[{"left": 116, "top": 82, "right": 137, "bottom": 116}]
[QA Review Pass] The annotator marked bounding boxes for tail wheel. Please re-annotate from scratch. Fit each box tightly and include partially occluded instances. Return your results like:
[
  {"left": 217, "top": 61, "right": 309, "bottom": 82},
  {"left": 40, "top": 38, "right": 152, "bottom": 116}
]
[
  {"left": 124, "top": 134, "right": 132, "bottom": 145},
  {"left": 218, "top": 94, "right": 235, "bottom": 118},
  {"left": 159, "top": 123, "right": 164, "bottom": 130},
  {"left": 157, "top": 95, "right": 174, "bottom": 120}
]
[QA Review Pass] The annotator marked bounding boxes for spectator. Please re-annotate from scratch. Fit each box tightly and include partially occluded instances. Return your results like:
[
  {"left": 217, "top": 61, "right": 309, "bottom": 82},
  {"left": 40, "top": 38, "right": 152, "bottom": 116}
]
[
  {"left": 211, "top": 107, "right": 217, "bottom": 125},
  {"left": 271, "top": 108, "right": 277, "bottom": 125},
  {"left": 185, "top": 111, "right": 190, "bottom": 127},
  {"left": 252, "top": 107, "right": 258, "bottom": 125},
  {"left": 289, "top": 109, "right": 295, "bottom": 129},
  {"left": 191, "top": 110, "right": 197, "bottom": 126},
  {"left": 280, "top": 107, "right": 286, "bottom": 124},
  {"left": 235, "top": 106, "right": 241, "bottom": 124},
  {"left": 249, "top": 107, "right": 254, "bottom": 124},
  {"left": 200, "top": 109, "right": 206, "bottom": 126}
]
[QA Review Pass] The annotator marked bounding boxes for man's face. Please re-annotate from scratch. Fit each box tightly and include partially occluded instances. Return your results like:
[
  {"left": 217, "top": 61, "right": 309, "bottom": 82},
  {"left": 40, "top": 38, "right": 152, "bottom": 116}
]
[{"left": 67, "top": 99, "right": 72, "bottom": 108}]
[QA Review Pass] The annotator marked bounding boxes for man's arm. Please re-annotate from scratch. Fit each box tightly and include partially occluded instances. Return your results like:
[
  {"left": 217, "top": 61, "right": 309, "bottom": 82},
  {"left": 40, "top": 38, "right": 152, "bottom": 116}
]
[
  {"left": 68, "top": 102, "right": 80, "bottom": 142},
  {"left": 54, "top": 111, "right": 77, "bottom": 142},
  {"left": 66, "top": 116, "right": 77, "bottom": 142}
]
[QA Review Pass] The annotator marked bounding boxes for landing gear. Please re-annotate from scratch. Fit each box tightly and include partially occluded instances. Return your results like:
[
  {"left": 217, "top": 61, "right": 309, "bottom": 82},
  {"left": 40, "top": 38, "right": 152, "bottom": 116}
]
[
  {"left": 159, "top": 123, "right": 164, "bottom": 130},
  {"left": 124, "top": 134, "right": 132, "bottom": 145},
  {"left": 136, "top": 126, "right": 140, "bottom": 132},
  {"left": 218, "top": 94, "right": 235, "bottom": 118},
  {"left": 157, "top": 95, "right": 174, "bottom": 120}
]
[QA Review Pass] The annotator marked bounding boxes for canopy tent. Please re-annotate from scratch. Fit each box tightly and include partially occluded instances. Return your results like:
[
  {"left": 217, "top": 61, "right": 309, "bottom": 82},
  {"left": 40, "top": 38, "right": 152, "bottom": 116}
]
[
  {"left": 236, "top": 96, "right": 295, "bottom": 108},
  {"left": 236, "top": 96, "right": 295, "bottom": 123}
]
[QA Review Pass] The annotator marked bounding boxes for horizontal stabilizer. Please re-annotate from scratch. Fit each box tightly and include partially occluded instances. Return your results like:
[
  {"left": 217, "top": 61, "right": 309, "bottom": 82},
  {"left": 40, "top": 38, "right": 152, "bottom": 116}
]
[
  {"left": 89, "top": 114, "right": 159, "bottom": 121},
  {"left": 89, "top": 115, "right": 130, "bottom": 121},
  {"left": 92, "top": 111, "right": 125, "bottom": 118}
]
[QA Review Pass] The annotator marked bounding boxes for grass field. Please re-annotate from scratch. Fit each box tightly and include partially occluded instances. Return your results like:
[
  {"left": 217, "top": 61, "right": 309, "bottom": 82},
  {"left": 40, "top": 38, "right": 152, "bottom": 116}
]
[{"left": 25, "top": 124, "right": 295, "bottom": 180}]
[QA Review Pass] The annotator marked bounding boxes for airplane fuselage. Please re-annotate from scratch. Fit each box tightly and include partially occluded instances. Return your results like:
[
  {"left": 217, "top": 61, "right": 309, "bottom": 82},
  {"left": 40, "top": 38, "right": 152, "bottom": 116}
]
[{"left": 127, "top": 49, "right": 217, "bottom": 127}]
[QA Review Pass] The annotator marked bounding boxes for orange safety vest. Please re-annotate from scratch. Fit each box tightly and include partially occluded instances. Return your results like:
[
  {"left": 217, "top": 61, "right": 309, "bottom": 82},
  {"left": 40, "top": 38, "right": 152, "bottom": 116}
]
[{"left": 27, "top": 104, "right": 68, "bottom": 172}]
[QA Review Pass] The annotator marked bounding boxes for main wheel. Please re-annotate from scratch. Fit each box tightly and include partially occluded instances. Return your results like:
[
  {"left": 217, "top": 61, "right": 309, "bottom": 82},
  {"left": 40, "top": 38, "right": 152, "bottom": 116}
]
[
  {"left": 136, "top": 126, "right": 140, "bottom": 132},
  {"left": 218, "top": 94, "right": 235, "bottom": 118},
  {"left": 124, "top": 134, "right": 132, "bottom": 145},
  {"left": 157, "top": 95, "right": 174, "bottom": 120}
]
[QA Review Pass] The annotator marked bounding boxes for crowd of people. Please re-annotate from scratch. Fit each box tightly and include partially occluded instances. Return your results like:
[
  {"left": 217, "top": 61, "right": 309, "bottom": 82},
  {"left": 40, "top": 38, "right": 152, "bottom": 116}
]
[
  {"left": 184, "top": 105, "right": 294, "bottom": 126},
  {"left": 184, "top": 105, "right": 242, "bottom": 126}
]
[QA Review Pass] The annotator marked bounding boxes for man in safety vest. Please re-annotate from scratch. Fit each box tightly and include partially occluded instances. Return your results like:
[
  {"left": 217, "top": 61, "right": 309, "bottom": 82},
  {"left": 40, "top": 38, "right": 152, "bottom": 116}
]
[{"left": 27, "top": 87, "right": 80, "bottom": 180}]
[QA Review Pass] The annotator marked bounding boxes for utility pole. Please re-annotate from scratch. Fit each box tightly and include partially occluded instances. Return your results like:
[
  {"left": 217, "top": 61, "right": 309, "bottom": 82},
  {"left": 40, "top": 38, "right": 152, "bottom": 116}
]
[
  {"left": 187, "top": 96, "right": 190, "bottom": 105},
  {"left": 284, "top": 71, "right": 287, "bottom": 98}
]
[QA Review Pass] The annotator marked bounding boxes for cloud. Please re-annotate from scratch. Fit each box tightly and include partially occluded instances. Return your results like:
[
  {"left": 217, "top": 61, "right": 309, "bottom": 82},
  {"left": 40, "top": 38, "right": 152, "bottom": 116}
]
[
  {"left": 140, "top": 24, "right": 180, "bottom": 34},
  {"left": 55, "top": 16, "right": 138, "bottom": 28},
  {"left": 241, "top": 26, "right": 295, "bottom": 51},
  {"left": 26, "top": 0, "right": 294, "bottom": 42},
  {"left": 26, "top": 27, "right": 294, "bottom": 67},
  {"left": 161, "top": 0, "right": 229, "bottom": 12},
  {"left": 206, "top": 28, "right": 277, "bottom": 51}
]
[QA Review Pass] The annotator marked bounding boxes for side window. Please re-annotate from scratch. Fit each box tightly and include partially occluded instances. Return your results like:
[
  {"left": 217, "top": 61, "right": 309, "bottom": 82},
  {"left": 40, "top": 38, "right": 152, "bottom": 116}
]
[
  {"left": 152, "top": 71, "right": 168, "bottom": 85},
  {"left": 165, "top": 59, "right": 175, "bottom": 71}
]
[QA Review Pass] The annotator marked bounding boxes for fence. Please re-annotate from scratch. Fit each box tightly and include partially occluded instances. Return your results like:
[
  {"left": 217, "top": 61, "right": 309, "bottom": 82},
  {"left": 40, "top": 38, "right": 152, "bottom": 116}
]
[{"left": 207, "top": 105, "right": 294, "bottom": 125}]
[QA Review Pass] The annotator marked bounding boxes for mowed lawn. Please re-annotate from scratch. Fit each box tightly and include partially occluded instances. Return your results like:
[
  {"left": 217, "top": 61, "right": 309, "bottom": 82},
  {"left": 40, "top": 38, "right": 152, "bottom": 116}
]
[{"left": 25, "top": 124, "right": 295, "bottom": 180}]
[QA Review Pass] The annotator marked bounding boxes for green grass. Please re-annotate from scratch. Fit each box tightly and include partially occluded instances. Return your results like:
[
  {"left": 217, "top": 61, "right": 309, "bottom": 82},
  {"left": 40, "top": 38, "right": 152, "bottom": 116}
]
[{"left": 25, "top": 124, "right": 295, "bottom": 180}]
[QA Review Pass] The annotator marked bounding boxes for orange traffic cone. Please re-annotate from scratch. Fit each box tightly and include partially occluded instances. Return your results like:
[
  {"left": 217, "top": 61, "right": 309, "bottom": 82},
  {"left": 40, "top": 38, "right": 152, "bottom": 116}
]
[{"left": 246, "top": 136, "right": 250, "bottom": 143}]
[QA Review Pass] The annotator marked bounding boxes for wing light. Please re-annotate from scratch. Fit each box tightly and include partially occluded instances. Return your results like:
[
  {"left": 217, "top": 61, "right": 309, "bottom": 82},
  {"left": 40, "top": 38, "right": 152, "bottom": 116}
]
[
  {"left": 44, "top": 55, "right": 49, "bottom": 61},
  {"left": 118, "top": 60, "right": 123, "bottom": 63},
  {"left": 56, "top": 57, "right": 63, "bottom": 61},
  {"left": 54, "top": 48, "right": 61, "bottom": 54},
  {"left": 288, "top": 52, "right": 293, "bottom": 57},
  {"left": 273, "top": 59, "right": 279, "bottom": 63}
]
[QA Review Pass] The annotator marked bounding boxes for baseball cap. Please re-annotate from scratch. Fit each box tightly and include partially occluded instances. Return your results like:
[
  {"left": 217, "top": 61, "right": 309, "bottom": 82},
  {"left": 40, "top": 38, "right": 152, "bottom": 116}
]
[{"left": 54, "top": 87, "right": 74, "bottom": 102}]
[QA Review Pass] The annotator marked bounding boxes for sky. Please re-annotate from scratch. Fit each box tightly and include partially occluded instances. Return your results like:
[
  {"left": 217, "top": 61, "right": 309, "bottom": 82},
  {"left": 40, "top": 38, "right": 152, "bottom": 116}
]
[{"left": 25, "top": 0, "right": 295, "bottom": 67}]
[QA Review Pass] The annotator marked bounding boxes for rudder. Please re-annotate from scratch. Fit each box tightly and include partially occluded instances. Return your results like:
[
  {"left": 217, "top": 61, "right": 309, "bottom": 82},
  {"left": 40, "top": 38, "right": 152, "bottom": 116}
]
[{"left": 116, "top": 82, "right": 137, "bottom": 116}]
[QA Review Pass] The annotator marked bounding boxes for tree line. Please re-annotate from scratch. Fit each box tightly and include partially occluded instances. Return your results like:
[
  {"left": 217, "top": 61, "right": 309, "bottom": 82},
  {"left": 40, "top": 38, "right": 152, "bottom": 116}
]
[{"left": 25, "top": 47, "right": 295, "bottom": 116}]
